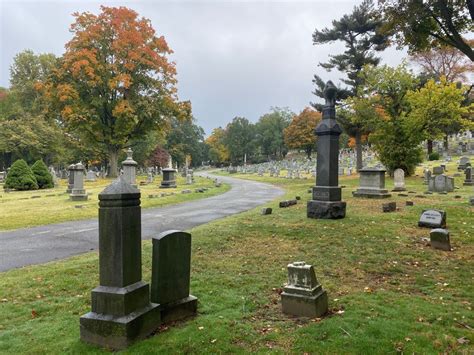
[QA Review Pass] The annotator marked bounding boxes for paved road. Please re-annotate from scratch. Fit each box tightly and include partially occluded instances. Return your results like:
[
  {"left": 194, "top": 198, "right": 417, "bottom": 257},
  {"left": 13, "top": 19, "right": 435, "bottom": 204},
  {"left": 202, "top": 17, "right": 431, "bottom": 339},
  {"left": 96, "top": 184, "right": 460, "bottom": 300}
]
[{"left": 0, "top": 173, "right": 284, "bottom": 272}]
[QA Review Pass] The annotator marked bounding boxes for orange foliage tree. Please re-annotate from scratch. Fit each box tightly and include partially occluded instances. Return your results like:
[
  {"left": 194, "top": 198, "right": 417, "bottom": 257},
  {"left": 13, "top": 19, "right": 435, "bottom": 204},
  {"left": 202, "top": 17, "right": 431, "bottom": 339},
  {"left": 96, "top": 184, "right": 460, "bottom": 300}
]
[
  {"left": 43, "top": 6, "right": 185, "bottom": 176},
  {"left": 283, "top": 108, "right": 321, "bottom": 159}
]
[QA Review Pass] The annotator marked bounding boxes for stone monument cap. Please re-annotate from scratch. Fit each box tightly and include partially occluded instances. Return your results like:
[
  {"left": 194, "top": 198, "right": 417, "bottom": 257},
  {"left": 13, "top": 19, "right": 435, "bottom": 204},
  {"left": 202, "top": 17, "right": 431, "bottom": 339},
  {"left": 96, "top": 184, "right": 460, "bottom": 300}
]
[{"left": 99, "top": 177, "right": 140, "bottom": 202}]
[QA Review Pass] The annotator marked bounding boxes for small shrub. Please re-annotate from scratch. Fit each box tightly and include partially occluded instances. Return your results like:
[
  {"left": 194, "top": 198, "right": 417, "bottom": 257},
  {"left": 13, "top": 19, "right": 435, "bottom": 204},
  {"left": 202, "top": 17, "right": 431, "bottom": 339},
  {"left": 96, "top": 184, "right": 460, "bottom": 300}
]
[
  {"left": 4, "top": 159, "right": 38, "bottom": 190},
  {"left": 428, "top": 152, "right": 440, "bottom": 161},
  {"left": 31, "top": 160, "right": 54, "bottom": 189}
]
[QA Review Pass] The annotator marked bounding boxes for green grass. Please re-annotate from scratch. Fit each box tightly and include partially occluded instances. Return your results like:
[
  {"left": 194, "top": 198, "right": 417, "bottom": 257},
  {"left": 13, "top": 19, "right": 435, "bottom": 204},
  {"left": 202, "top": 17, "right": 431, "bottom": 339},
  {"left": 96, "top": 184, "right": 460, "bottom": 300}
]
[
  {"left": 0, "top": 160, "right": 473, "bottom": 353},
  {"left": 0, "top": 175, "right": 230, "bottom": 231}
]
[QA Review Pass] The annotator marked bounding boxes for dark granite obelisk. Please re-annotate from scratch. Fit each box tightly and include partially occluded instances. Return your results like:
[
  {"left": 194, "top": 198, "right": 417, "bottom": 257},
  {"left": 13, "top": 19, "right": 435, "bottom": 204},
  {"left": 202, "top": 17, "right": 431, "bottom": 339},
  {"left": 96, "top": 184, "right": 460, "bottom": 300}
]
[
  {"left": 80, "top": 178, "right": 161, "bottom": 350},
  {"left": 307, "top": 81, "right": 346, "bottom": 219}
]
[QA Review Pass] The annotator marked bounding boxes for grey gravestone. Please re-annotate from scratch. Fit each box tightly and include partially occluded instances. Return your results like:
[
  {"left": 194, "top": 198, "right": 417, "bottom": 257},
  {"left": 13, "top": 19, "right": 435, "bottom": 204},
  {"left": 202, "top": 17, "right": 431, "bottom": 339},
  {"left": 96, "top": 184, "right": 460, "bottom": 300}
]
[
  {"left": 458, "top": 156, "right": 470, "bottom": 171},
  {"left": 122, "top": 148, "right": 137, "bottom": 187},
  {"left": 80, "top": 178, "right": 160, "bottom": 349},
  {"left": 446, "top": 176, "right": 454, "bottom": 192},
  {"left": 86, "top": 170, "right": 96, "bottom": 182},
  {"left": 281, "top": 261, "right": 328, "bottom": 318},
  {"left": 151, "top": 230, "right": 197, "bottom": 323},
  {"left": 307, "top": 81, "right": 346, "bottom": 219},
  {"left": 463, "top": 166, "right": 473, "bottom": 186},
  {"left": 418, "top": 209, "right": 446, "bottom": 228},
  {"left": 393, "top": 168, "right": 406, "bottom": 191},
  {"left": 469, "top": 197, "right": 474, "bottom": 206},
  {"left": 430, "top": 229, "right": 451, "bottom": 251},
  {"left": 66, "top": 164, "right": 75, "bottom": 193},
  {"left": 382, "top": 202, "right": 396, "bottom": 212},
  {"left": 423, "top": 169, "right": 431, "bottom": 185},
  {"left": 353, "top": 167, "right": 391, "bottom": 198},
  {"left": 433, "top": 166, "right": 444, "bottom": 175},
  {"left": 70, "top": 163, "right": 88, "bottom": 201}
]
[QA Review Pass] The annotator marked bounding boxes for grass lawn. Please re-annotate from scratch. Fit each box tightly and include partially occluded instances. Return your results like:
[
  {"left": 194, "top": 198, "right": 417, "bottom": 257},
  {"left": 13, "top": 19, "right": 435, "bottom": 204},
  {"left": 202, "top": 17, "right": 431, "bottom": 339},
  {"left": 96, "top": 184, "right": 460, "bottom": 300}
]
[
  {"left": 0, "top": 175, "right": 229, "bottom": 231},
  {"left": 0, "top": 160, "right": 473, "bottom": 353}
]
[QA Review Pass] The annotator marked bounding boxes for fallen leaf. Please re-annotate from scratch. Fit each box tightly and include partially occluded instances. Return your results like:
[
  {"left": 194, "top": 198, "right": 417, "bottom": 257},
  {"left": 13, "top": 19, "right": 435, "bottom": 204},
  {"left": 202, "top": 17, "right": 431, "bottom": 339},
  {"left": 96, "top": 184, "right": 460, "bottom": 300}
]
[
  {"left": 211, "top": 339, "right": 217, "bottom": 344},
  {"left": 198, "top": 326, "right": 204, "bottom": 330},
  {"left": 31, "top": 310, "right": 37, "bottom": 318}
]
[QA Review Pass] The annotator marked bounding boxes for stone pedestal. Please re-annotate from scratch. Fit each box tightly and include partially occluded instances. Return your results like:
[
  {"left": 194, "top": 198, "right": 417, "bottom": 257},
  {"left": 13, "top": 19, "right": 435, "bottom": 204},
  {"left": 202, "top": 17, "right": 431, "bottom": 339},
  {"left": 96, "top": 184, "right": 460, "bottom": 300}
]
[
  {"left": 70, "top": 163, "right": 88, "bottom": 201},
  {"left": 151, "top": 230, "right": 197, "bottom": 323},
  {"left": 160, "top": 168, "right": 177, "bottom": 188},
  {"left": 80, "top": 179, "right": 160, "bottom": 350},
  {"left": 281, "top": 262, "right": 328, "bottom": 318},
  {"left": 122, "top": 148, "right": 137, "bottom": 188},
  {"left": 307, "top": 81, "right": 346, "bottom": 219},
  {"left": 353, "top": 168, "right": 391, "bottom": 199}
]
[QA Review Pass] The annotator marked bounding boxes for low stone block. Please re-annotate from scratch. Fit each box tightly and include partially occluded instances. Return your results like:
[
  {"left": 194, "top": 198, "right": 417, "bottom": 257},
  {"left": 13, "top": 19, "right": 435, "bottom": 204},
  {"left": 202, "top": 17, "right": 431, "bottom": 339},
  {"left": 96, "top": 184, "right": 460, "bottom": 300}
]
[
  {"left": 382, "top": 202, "right": 396, "bottom": 212},
  {"left": 181, "top": 189, "right": 192, "bottom": 194},
  {"left": 295, "top": 196, "right": 301, "bottom": 200},
  {"left": 281, "top": 261, "right": 328, "bottom": 318},
  {"left": 418, "top": 209, "right": 446, "bottom": 229},
  {"left": 397, "top": 193, "right": 408, "bottom": 197},
  {"left": 279, "top": 200, "right": 297, "bottom": 208},
  {"left": 430, "top": 228, "right": 451, "bottom": 251},
  {"left": 469, "top": 197, "right": 474, "bottom": 206},
  {"left": 261, "top": 207, "right": 272, "bottom": 215},
  {"left": 405, "top": 201, "right": 414, "bottom": 206},
  {"left": 31, "top": 195, "right": 41, "bottom": 199},
  {"left": 307, "top": 200, "right": 346, "bottom": 219}
]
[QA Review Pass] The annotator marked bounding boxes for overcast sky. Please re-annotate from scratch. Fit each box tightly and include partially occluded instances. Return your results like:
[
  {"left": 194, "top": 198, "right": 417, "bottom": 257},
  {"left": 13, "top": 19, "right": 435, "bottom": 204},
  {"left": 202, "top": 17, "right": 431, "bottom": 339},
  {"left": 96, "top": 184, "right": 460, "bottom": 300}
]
[{"left": 0, "top": 0, "right": 407, "bottom": 134}]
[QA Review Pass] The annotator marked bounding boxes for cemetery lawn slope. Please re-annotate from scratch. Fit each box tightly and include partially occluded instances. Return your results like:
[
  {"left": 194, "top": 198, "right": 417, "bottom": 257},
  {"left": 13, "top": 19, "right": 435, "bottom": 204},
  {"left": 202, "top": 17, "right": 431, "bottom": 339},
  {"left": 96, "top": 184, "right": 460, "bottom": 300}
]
[
  {"left": 0, "top": 176, "right": 230, "bottom": 231},
  {"left": 0, "top": 167, "right": 473, "bottom": 353}
]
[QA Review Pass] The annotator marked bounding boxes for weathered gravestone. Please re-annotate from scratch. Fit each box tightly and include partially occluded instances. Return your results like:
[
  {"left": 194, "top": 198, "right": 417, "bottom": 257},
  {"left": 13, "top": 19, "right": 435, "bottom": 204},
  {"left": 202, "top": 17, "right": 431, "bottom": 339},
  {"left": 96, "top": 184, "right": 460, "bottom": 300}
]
[
  {"left": 464, "top": 166, "right": 473, "bottom": 186},
  {"left": 430, "top": 229, "right": 451, "bottom": 251},
  {"left": 261, "top": 207, "right": 272, "bottom": 215},
  {"left": 122, "top": 148, "right": 137, "bottom": 187},
  {"left": 151, "top": 230, "right": 197, "bottom": 323},
  {"left": 353, "top": 167, "right": 391, "bottom": 198},
  {"left": 418, "top": 209, "right": 446, "bottom": 228},
  {"left": 66, "top": 164, "right": 75, "bottom": 193},
  {"left": 433, "top": 166, "right": 444, "bottom": 175},
  {"left": 280, "top": 200, "right": 297, "bottom": 208},
  {"left": 393, "top": 168, "right": 406, "bottom": 191},
  {"left": 382, "top": 202, "right": 396, "bottom": 212},
  {"left": 423, "top": 169, "right": 431, "bottom": 185},
  {"left": 458, "top": 156, "right": 470, "bottom": 171},
  {"left": 70, "top": 163, "right": 88, "bottom": 201},
  {"left": 307, "top": 81, "right": 346, "bottom": 219},
  {"left": 86, "top": 170, "right": 97, "bottom": 182},
  {"left": 281, "top": 261, "right": 328, "bottom": 318},
  {"left": 80, "top": 178, "right": 160, "bottom": 349}
]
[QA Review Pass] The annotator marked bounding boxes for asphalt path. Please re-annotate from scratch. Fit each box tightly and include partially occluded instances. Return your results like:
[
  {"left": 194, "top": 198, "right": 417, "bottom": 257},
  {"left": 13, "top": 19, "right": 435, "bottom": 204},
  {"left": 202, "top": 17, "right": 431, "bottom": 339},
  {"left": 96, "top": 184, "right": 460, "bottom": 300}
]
[{"left": 0, "top": 173, "right": 284, "bottom": 272}]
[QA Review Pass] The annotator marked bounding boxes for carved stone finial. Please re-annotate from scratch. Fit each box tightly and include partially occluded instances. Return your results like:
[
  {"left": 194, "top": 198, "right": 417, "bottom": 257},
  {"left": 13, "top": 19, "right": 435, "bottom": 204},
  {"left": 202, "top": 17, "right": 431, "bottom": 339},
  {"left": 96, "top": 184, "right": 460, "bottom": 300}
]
[{"left": 323, "top": 81, "right": 337, "bottom": 107}]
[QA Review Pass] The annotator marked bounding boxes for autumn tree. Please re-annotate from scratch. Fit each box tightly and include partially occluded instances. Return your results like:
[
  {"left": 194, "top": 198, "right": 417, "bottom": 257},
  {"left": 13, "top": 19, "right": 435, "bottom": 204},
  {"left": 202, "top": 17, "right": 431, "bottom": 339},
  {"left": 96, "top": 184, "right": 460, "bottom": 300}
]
[
  {"left": 206, "top": 127, "right": 229, "bottom": 165},
  {"left": 380, "top": 0, "right": 474, "bottom": 61},
  {"left": 406, "top": 77, "right": 473, "bottom": 154},
  {"left": 410, "top": 44, "right": 474, "bottom": 83},
  {"left": 312, "top": 0, "right": 390, "bottom": 170},
  {"left": 284, "top": 108, "right": 321, "bottom": 159},
  {"left": 44, "top": 6, "right": 184, "bottom": 177},
  {"left": 255, "top": 107, "right": 292, "bottom": 160}
]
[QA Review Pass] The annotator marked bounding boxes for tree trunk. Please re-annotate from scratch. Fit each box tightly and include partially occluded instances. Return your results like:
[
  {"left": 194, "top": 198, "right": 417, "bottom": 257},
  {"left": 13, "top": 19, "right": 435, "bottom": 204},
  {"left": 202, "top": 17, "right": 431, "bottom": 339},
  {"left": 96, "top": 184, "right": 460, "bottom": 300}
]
[
  {"left": 427, "top": 140, "right": 433, "bottom": 155},
  {"left": 108, "top": 148, "right": 119, "bottom": 178},
  {"left": 355, "top": 132, "right": 363, "bottom": 172},
  {"left": 444, "top": 135, "right": 449, "bottom": 151}
]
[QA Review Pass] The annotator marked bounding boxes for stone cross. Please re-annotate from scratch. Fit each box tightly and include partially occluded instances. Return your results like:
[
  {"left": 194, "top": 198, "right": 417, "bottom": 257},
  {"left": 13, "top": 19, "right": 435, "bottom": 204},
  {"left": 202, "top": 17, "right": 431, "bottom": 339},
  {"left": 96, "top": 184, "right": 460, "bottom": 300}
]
[
  {"left": 80, "top": 178, "right": 160, "bottom": 349},
  {"left": 307, "top": 81, "right": 346, "bottom": 219},
  {"left": 151, "top": 230, "right": 197, "bottom": 323}
]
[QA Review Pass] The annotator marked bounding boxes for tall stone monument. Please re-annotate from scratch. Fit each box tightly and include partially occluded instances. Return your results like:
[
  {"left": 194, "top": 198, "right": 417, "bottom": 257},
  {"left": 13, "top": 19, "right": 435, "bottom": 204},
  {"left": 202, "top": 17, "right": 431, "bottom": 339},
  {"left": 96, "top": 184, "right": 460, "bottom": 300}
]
[
  {"left": 70, "top": 163, "right": 88, "bottom": 201},
  {"left": 307, "top": 81, "right": 346, "bottom": 219},
  {"left": 80, "top": 178, "right": 161, "bottom": 349},
  {"left": 122, "top": 148, "right": 137, "bottom": 188},
  {"left": 160, "top": 156, "right": 177, "bottom": 188},
  {"left": 66, "top": 163, "right": 75, "bottom": 193}
]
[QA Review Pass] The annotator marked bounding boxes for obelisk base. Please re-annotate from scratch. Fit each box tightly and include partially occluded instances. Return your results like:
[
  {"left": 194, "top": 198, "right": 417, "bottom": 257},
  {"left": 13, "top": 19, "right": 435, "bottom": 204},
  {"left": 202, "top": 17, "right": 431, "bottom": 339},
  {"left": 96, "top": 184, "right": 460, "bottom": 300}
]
[{"left": 307, "top": 200, "right": 346, "bottom": 219}]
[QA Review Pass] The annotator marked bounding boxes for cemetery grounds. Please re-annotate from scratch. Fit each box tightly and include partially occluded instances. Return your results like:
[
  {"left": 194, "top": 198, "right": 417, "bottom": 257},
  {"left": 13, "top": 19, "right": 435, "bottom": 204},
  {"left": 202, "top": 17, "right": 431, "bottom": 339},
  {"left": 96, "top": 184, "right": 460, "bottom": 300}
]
[{"left": 0, "top": 159, "right": 473, "bottom": 353}]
